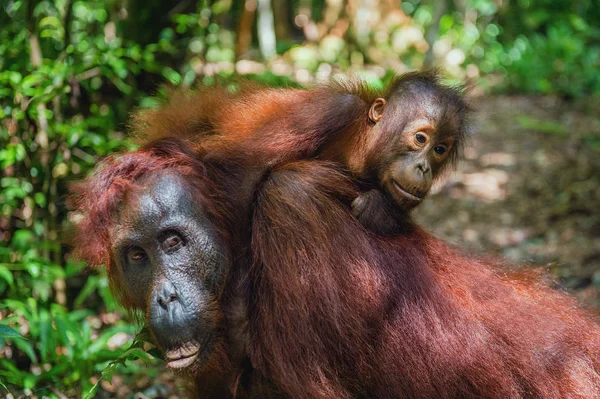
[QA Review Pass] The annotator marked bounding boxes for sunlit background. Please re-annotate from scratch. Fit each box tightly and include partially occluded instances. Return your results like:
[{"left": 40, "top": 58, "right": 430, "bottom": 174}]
[{"left": 1, "top": 0, "right": 599, "bottom": 397}]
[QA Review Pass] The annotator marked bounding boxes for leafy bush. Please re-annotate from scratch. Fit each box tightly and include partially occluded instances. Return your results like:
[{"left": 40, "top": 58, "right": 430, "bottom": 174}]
[{"left": 0, "top": 0, "right": 173, "bottom": 396}]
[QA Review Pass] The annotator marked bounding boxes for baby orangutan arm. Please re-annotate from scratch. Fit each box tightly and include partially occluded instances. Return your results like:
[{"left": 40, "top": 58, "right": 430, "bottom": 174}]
[{"left": 351, "top": 189, "right": 414, "bottom": 236}]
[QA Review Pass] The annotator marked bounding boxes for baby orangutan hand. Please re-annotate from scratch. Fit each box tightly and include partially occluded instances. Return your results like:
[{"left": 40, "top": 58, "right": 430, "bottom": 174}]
[{"left": 351, "top": 189, "right": 412, "bottom": 236}]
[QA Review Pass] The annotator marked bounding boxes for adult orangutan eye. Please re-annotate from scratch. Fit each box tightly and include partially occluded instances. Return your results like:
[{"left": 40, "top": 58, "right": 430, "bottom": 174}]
[
  {"left": 127, "top": 247, "right": 147, "bottom": 262},
  {"left": 160, "top": 230, "right": 185, "bottom": 253},
  {"left": 167, "top": 235, "right": 181, "bottom": 248},
  {"left": 415, "top": 133, "right": 427, "bottom": 144},
  {"left": 434, "top": 145, "right": 447, "bottom": 155}
]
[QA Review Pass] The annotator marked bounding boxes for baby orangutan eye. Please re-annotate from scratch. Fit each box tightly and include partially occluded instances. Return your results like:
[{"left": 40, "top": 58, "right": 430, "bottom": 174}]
[
  {"left": 415, "top": 133, "right": 427, "bottom": 144},
  {"left": 434, "top": 145, "right": 447, "bottom": 155}
]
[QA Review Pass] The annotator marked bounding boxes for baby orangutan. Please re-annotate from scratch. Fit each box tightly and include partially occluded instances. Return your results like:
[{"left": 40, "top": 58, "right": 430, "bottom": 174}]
[
  {"left": 135, "top": 70, "right": 469, "bottom": 235},
  {"left": 326, "top": 73, "right": 469, "bottom": 234}
]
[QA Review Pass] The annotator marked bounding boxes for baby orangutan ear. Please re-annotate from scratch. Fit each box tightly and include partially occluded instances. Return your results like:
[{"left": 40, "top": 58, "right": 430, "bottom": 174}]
[{"left": 368, "top": 98, "right": 386, "bottom": 123}]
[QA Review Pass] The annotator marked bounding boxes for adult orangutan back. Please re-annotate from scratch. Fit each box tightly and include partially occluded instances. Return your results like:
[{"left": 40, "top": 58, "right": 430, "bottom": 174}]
[
  {"left": 71, "top": 139, "right": 600, "bottom": 398},
  {"left": 249, "top": 160, "right": 600, "bottom": 398},
  {"left": 132, "top": 71, "right": 471, "bottom": 236}
]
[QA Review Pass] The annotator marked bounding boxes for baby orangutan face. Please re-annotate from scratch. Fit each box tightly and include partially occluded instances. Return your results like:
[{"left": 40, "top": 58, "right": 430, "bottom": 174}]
[{"left": 365, "top": 82, "right": 466, "bottom": 210}]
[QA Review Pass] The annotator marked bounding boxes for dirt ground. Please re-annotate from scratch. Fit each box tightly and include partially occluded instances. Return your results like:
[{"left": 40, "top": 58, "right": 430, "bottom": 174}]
[{"left": 414, "top": 95, "right": 600, "bottom": 309}]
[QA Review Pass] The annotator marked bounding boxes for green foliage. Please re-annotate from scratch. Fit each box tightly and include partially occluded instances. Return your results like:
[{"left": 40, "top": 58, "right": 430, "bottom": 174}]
[
  {"left": 500, "top": 22, "right": 600, "bottom": 96},
  {"left": 398, "top": 0, "right": 600, "bottom": 96},
  {"left": 0, "top": 0, "right": 175, "bottom": 396},
  {"left": 84, "top": 328, "right": 160, "bottom": 399},
  {"left": 0, "top": 297, "right": 143, "bottom": 395}
]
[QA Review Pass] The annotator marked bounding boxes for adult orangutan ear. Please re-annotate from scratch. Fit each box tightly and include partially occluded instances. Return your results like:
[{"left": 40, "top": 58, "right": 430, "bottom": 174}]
[{"left": 368, "top": 98, "right": 386, "bottom": 123}]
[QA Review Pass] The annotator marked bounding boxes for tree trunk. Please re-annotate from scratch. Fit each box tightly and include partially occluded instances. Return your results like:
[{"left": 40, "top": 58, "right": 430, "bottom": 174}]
[
  {"left": 257, "top": 0, "right": 277, "bottom": 59},
  {"left": 424, "top": 0, "right": 449, "bottom": 67},
  {"left": 273, "top": 1, "right": 291, "bottom": 41},
  {"left": 236, "top": 0, "right": 257, "bottom": 58}
]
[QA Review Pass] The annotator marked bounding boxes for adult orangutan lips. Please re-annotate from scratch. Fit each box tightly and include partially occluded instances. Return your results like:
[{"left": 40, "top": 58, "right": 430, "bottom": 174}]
[{"left": 166, "top": 343, "right": 201, "bottom": 369}]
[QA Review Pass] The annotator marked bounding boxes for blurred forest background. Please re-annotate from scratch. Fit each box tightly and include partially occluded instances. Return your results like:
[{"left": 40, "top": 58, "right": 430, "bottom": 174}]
[{"left": 1, "top": 0, "right": 599, "bottom": 397}]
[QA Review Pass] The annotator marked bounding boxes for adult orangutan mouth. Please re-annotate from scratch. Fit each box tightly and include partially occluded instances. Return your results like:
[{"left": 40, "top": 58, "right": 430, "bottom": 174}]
[
  {"left": 166, "top": 343, "right": 201, "bottom": 369},
  {"left": 392, "top": 180, "right": 424, "bottom": 202}
]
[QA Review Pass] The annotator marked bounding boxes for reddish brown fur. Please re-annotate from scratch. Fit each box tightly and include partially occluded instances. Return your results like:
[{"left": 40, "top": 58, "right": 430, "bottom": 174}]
[
  {"left": 71, "top": 138, "right": 600, "bottom": 398},
  {"left": 131, "top": 77, "right": 390, "bottom": 170},
  {"left": 132, "top": 71, "right": 468, "bottom": 175},
  {"left": 249, "top": 160, "right": 600, "bottom": 398},
  {"left": 132, "top": 83, "right": 304, "bottom": 146},
  {"left": 132, "top": 72, "right": 469, "bottom": 239}
]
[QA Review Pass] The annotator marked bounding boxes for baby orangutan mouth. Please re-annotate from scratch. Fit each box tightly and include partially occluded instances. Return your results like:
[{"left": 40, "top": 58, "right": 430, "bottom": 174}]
[
  {"left": 166, "top": 342, "right": 201, "bottom": 369},
  {"left": 392, "top": 180, "right": 425, "bottom": 202}
]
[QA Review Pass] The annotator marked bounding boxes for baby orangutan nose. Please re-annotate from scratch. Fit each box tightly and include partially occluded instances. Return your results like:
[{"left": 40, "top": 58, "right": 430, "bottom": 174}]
[{"left": 416, "top": 161, "right": 430, "bottom": 176}]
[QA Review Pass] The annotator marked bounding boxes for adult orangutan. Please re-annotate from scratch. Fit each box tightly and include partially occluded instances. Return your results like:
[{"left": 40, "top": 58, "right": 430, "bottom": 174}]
[
  {"left": 70, "top": 137, "right": 600, "bottom": 398},
  {"left": 133, "top": 70, "right": 469, "bottom": 235}
]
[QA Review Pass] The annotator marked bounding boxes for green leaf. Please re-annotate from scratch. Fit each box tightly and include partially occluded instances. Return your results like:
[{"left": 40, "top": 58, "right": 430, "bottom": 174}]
[
  {"left": 138, "top": 96, "right": 162, "bottom": 109},
  {"left": 84, "top": 379, "right": 101, "bottom": 399},
  {"left": 0, "top": 324, "right": 25, "bottom": 340},
  {"left": 162, "top": 67, "right": 182, "bottom": 85},
  {"left": 0, "top": 299, "right": 29, "bottom": 315},
  {"left": 24, "top": 261, "right": 41, "bottom": 278},
  {"left": 74, "top": 276, "right": 99, "bottom": 307},
  {"left": 11, "top": 230, "right": 34, "bottom": 250},
  {"left": 101, "top": 361, "right": 120, "bottom": 383},
  {"left": 0, "top": 267, "right": 14, "bottom": 287},
  {"left": 33, "top": 192, "right": 46, "bottom": 208},
  {"left": 53, "top": 311, "right": 74, "bottom": 359},
  {"left": 132, "top": 326, "right": 154, "bottom": 346},
  {"left": 38, "top": 307, "right": 52, "bottom": 362},
  {"left": 121, "top": 347, "right": 152, "bottom": 362},
  {"left": 12, "top": 337, "right": 36, "bottom": 363},
  {"left": 0, "top": 378, "right": 7, "bottom": 392},
  {"left": 9, "top": 71, "right": 22, "bottom": 85},
  {"left": 39, "top": 16, "right": 62, "bottom": 29},
  {"left": 147, "top": 347, "right": 164, "bottom": 360}
]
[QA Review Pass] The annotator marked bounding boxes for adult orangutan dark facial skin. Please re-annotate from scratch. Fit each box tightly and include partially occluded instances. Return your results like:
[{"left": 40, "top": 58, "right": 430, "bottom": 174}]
[
  {"left": 133, "top": 70, "right": 469, "bottom": 236},
  {"left": 108, "top": 172, "right": 227, "bottom": 369}
]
